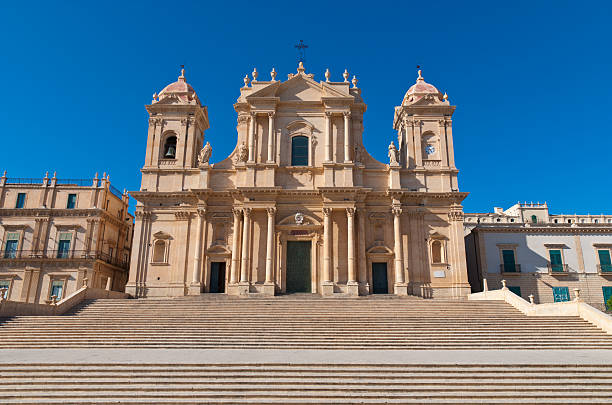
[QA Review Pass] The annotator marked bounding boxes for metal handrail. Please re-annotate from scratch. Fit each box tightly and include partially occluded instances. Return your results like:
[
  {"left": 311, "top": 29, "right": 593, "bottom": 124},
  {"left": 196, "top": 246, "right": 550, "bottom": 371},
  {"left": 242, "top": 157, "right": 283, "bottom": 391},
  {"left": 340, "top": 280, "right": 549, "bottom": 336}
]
[
  {"left": 56, "top": 179, "right": 96, "bottom": 187},
  {"left": 548, "top": 263, "right": 569, "bottom": 273},
  {"left": 5, "top": 178, "right": 44, "bottom": 184},
  {"left": 500, "top": 264, "right": 521, "bottom": 273},
  {"left": 598, "top": 264, "right": 612, "bottom": 273},
  {"left": 108, "top": 184, "right": 123, "bottom": 199}
]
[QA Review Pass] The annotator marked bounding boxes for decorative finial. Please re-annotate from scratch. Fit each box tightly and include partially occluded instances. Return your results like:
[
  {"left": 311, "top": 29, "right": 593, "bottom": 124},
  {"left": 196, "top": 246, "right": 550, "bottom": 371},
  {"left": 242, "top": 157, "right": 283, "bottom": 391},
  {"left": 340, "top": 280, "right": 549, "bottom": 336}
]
[
  {"left": 343, "top": 69, "right": 349, "bottom": 82},
  {"left": 103, "top": 172, "right": 107, "bottom": 179},
  {"left": 297, "top": 61, "right": 305, "bottom": 73},
  {"left": 94, "top": 172, "right": 98, "bottom": 179},
  {"left": 325, "top": 68, "right": 330, "bottom": 82},
  {"left": 270, "top": 67, "right": 277, "bottom": 81},
  {"left": 417, "top": 68, "right": 423, "bottom": 81},
  {"left": 351, "top": 75, "right": 358, "bottom": 88},
  {"left": 443, "top": 92, "right": 448, "bottom": 101},
  {"left": 179, "top": 65, "right": 185, "bottom": 79},
  {"left": 252, "top": 68, "right": 258, "bottom": 81},
  {"left": 2, "top": 170, "right": 6, "bottom": 177},
  {"left": 52, "top": 171, "right": 57, "bottom": 178},
  {"left": 243, "top": 74, "right": 250, "bottom": 88},
  {"left": 152, "top": 92, "right": 158, "bottom": 103},
  {"left": 44, "top": 171, "right": 49, "bottom": 178}
]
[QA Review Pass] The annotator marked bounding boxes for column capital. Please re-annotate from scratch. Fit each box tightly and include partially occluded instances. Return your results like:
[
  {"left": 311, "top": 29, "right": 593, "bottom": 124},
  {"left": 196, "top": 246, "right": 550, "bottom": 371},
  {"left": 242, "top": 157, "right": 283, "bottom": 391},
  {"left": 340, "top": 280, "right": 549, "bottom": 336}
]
[
  {"left": 346, "top": 207, "right": 355, "bottom": 217},
  {"left": 343, "top": 111, "right": 351, "bottom": 117},
  {"left": 325, "top": 111, "right": 333, "bottom": 117},
  {"left": 322, "top": 207, "right": 332, "bottom": 217},
  {"left": 196, "top": 207, "right": 207, "bottom": 217},
  {"left": 392, "top": 207, "right": 403, "bottom": 217},
  {"left": 243, "top": 207, "right": 252, "bottom": 218},
  {"left": 232, "top": 207, "right": 242, "bottom": 218},
  {"left": 266, "top": 207, "right": 276, "bottom": 216},
  {"left": 267, "top": 111, "right": 276, "bottom": 118}
]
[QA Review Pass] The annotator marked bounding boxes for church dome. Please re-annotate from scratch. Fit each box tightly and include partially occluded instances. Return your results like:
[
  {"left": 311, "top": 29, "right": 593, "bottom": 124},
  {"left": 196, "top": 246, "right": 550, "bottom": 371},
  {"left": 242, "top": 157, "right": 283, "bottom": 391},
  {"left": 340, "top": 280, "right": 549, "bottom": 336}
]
[
  {"left": 154, "top": 68, "right": 201, "bottom": 105},
  {"left": 402, "top": 70, "right": 443, "bottom": 106}
]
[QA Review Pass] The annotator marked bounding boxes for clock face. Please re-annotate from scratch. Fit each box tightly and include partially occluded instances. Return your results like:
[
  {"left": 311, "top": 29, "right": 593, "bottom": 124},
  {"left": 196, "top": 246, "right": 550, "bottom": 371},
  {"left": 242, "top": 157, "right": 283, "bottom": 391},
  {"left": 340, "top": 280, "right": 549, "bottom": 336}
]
[{"left": 425, "top": 144, "right": 436, "bottom": 155}]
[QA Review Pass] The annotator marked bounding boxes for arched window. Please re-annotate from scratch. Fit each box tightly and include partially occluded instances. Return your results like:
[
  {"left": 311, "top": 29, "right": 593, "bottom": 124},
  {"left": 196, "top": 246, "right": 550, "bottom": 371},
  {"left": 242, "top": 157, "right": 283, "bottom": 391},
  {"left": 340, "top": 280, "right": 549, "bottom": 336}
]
[
  {"left": 163, "top": 136, "right": 177, "bottom": 159},
  {"left": 152, "top": 240, "right": 167, "bottom": 263},
  {"left": 291, "top": 136, "right": 308, "bottom": 166},
  {"left": 431, "top": 240, "right": 443, "bottom": 263},
  {"left": 531, "top": 215, "right": 537, "bottom": 224}
]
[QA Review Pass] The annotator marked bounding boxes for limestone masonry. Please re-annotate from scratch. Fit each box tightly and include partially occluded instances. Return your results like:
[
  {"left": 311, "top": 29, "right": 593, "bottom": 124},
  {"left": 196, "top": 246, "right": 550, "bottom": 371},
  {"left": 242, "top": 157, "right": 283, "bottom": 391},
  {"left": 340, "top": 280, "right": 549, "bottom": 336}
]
[{"left": 126, "top": 64, "right": 470, "bottom": 298}]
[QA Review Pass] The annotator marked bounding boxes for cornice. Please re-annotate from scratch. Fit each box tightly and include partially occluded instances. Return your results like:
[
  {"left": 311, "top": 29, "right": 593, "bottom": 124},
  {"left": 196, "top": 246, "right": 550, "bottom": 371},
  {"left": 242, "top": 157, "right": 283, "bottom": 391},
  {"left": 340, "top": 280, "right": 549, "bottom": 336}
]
[{"left": 472, "top": 225, "right": 612, "bottom": 234}]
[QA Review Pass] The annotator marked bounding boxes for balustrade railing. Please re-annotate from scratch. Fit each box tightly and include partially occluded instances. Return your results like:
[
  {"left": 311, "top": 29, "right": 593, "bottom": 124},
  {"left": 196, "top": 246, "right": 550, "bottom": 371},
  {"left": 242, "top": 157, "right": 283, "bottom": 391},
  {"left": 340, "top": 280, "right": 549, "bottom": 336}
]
[{"left": 0, "top": 250, "right": 129, "bottom": 269}]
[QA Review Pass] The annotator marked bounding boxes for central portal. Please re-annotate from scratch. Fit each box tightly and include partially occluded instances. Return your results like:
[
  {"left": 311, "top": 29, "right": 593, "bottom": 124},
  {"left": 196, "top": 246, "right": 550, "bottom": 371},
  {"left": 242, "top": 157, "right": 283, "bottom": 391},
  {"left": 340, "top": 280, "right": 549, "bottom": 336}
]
[{"left": 286, "top": 241, "right": 311, "bottom": 293}]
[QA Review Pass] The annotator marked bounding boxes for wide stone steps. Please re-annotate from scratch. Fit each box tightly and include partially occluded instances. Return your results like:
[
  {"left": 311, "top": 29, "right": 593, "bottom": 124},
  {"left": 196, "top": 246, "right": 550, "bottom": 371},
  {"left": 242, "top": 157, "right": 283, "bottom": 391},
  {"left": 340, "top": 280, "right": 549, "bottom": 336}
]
[
  {"left": 1, "top": 297, "right": 611, "bottom": 349},
  {"left": 1, "top": 364, "right": 612, "bottom": 404}
]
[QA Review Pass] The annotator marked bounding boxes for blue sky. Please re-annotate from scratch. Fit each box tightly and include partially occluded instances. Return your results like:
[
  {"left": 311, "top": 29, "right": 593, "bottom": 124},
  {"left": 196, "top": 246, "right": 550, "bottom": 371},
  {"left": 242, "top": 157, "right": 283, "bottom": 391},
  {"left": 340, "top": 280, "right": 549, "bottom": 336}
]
[{"left": 1, "top": 1, "right": 610, "bottom": 215}]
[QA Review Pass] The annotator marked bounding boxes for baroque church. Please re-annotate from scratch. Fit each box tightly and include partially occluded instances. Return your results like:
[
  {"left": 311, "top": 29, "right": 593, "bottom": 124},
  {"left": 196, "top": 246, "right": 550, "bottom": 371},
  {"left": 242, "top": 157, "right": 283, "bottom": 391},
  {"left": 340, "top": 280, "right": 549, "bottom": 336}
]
[{"left": 126, "top": 63, "right": 470, "bottom": 298}]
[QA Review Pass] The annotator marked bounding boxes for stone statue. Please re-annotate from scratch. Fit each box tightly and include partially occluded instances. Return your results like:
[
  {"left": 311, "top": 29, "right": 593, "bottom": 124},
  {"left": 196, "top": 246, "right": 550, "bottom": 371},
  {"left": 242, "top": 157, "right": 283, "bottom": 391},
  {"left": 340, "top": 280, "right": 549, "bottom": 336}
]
[
  {"left": 388, "top": 141, "right": 399, "bottom": 165},
  {"left": 236, "top": 142, "right": 248, "bottom": 163},
  {"left": 354, "top": 145, "right": 363, "bottom": 164},
  {"left": 198, "top": 141, "right": 212, "bottom": 165}
]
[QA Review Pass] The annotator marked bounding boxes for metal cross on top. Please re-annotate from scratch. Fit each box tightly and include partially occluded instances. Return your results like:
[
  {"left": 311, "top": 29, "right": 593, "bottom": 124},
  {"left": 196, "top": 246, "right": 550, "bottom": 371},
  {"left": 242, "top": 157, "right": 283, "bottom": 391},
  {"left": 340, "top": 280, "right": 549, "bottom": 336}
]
[{"left": 294, "top": 40, "right": 308, "bottom": 63}]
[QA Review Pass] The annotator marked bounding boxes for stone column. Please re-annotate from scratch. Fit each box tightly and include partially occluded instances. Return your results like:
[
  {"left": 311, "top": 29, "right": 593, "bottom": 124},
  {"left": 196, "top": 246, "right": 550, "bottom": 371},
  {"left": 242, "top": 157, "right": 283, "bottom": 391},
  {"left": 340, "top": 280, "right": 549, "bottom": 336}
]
[
  {"left": 230, "top": 208, "right": 242, "bottom": 285},
  {"left": 240, "top": 208, "right": 252, "bottom": 284},
  {"left": 321, "top": 208, "right": 333, "bottom": 295},
  {"left": 248, "top": 113, "right": 256, "bottom": 163},
  {"left": 357, "top": 208, "right": 368, "bottom": 294},
  {"left": 414, "top": 120, "right": 423, "bottom": 167},
  {"left": 190, "top": 207, "right": 206, "bottom": 294},
  {"left": 343, "top": 112, "right": 351, "bottom": 162},
  {"left": 346, "top": 208, "right": 358, "bottom": 295},
  {"left": 393, "top": 206, "right": 408, "bottom": 295},
  {"left": 267, "top": 112, "right": 275, "bottom": 163},
  {"left": 325, "top": 112, "right": 332, "bottom": 162},
  {"left": 264, "top": 207, "right": 276, "bottom": 295}
]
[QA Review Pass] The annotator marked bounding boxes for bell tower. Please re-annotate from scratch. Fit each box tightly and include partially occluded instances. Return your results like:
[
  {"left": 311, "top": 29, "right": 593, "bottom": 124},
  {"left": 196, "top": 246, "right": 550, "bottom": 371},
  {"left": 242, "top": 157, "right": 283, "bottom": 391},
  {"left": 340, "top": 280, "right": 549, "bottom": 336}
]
[
  {"left": 140, "top": 68, "right": 210, "bottom": 192},
  {"left": 393, "top": 70, "right": 458, "bottom": 193}
]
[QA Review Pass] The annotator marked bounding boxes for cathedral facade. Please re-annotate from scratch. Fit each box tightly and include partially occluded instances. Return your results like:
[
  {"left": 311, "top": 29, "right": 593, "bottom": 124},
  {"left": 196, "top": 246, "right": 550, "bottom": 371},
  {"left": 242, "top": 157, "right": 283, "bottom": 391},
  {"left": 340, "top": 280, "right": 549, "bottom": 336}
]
[{"left": 126, "top": 64, "right": 470, "bottom": 298}]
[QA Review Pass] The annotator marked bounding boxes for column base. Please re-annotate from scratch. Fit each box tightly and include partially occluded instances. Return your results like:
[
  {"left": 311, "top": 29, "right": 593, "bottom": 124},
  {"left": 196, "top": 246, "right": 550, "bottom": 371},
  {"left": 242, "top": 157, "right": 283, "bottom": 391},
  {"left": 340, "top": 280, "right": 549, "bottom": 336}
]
[
  {"left": 346, "top": 281, "right": 359, "bottom": 296},
  {"left": 188, "top": 283, "right": 202, "bottom": 295},
  {"left": 261, "top": 283, "right": 276, "bottom": 296},
  {"left": 358, "top": 282, "right": 370, "bottom": 296},
  {"left": 227, "top": 283, "right": 250, "bottom": 296},
  {"left": 394, "top": 283, "right": 409, "bottom": 296},
  {"left": 320, "top": 282, "right": 334, "bottom": 296}
]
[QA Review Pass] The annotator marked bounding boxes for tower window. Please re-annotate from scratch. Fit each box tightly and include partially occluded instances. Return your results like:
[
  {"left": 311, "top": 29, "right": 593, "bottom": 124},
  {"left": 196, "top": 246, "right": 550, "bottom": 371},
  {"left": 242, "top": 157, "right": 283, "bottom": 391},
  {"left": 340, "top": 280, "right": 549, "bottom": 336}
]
[
  {"left": 291, "top": 136, "right": 309, "bottom": 166},
  {"left": 163, "top": 136, "right": 177, "bottom": 159},
  {"left": 531, "top": 215, "right": 537, "bottom": 224}
]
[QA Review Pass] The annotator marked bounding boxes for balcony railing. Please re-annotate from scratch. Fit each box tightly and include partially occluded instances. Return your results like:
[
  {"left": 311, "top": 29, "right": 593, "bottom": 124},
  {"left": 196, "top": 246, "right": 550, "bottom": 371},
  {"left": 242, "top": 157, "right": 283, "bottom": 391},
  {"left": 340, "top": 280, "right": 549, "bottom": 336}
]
[
  {"left": 109, "top": 184, "right": 123, "bottom": 199},
  {"left": 548, "top": 263, "right": 569, "bottom": 274},
  {"left": 0, "top": 250, "right": 129, "bottom": 270},
  {"left": 598, "top": 264, "right": 612, "bottom": 275},
  {"left": 5, "top": 178, "right": 44, "bottom": 185},
  {"left": 500, "top": 264, "right": 521, "bottom": 273}
]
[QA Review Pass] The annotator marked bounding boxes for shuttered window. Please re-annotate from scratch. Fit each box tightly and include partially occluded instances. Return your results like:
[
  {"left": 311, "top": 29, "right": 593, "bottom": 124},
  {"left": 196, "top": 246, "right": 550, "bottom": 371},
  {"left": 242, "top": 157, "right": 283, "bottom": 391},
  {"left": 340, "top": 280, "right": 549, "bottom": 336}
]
[
  {"left": 291, "top": 136, "right": 308, "bottom": 166},
  {"left": 549, "top": 250, "right": 564, "bottom": 272},
  {"left": 598, "top": 250, "right": 612, "bottom": 273}
]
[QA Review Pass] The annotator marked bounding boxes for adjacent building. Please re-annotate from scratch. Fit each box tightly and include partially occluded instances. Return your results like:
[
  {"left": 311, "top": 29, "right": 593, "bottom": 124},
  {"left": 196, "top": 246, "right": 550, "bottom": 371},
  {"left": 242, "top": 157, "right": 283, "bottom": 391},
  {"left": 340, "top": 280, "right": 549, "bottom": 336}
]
[
  {"left": 465, "top": 202, "right": 612, "bottom": 310},
  {"left": 127, "top": 65, "right": 471, "bottom": 298},
  {"left": 0, "top": 171, "right": 133, "bottom": 303}
]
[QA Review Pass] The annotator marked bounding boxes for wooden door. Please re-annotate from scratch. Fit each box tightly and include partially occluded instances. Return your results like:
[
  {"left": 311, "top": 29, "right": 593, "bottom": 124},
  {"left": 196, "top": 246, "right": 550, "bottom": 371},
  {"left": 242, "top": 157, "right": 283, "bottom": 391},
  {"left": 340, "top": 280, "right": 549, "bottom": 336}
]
[
  {"left": 372, "top": 262, "right": 389, "bottom": 294},
  {"left": 286, "top": 241, "right": 311, "bottom": 293}
]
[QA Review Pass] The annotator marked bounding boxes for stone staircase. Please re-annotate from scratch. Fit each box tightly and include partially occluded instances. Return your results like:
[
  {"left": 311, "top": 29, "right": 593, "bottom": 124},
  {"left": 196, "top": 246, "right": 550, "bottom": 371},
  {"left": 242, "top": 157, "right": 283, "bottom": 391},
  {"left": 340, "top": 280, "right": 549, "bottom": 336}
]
[
  {"left": 0, "top": 295, "right": 611, "bottom": 349},
  {"left": 0, "top": 363, "right": 611, "bottom": 403}
]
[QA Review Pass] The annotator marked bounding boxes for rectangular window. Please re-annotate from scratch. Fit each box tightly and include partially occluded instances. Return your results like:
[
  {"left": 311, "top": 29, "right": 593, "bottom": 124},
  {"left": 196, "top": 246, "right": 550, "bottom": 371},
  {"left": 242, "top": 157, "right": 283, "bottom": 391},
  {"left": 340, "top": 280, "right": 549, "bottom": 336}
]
[
  {"left": 549, "top": 249, "right": 564, "bottom": 272},
  {"left": 598, "top": 249, "right": 612, "bottom": 273},
  {"left": 4, "top": 232, "right": 19, "bottom": 258},
  {"left": 502, "top": 249, "right": 516, "bottom": 272},
  {"left": 508, "top": 286, "right": 521, "bottom": 297},
  {"left": 66, "top": 194, "right": 77, "bottom": 209},
  {"left": 57, "top": 232, "right": 72, "bottom": 258},
  {"left": 50, "top": 280, "right": 64, "bottom": 300},
  {"left": 553, "top": 286, "right": 570, "bottom": 302},
  {"left": 15, "top": 193, "right": 26, "bottom": 208},
  {"left": 0, "top": 280, "right": 9, "bottom": 299},
  {"left": 603, "top": 287, "right": 612, "bottom": 311}
]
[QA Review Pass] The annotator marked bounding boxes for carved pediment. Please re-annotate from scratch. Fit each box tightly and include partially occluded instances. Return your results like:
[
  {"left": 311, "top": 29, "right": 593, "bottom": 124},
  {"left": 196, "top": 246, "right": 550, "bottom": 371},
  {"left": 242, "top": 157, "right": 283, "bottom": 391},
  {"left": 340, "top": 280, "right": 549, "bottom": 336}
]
[
  {"left": 366, "top": 244, "right": 394, "bottom": 255},
  {"left": 278, "top": 212, "right": 321, "bottom": 227}
]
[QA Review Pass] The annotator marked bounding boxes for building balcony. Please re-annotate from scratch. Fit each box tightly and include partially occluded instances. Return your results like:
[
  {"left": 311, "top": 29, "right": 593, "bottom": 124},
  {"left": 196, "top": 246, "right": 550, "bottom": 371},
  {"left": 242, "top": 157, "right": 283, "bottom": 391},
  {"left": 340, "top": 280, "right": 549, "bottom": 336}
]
[
  {"left": 500, "top": 264, "right": 521, "bottom": 274},
  {"left": 0, "top": 250, "right": 129, "bottom": 270},
  {"left": 598, "top": 264, "right": 612, "bottom": 275},
  {"left": 547, "top": 263, "right": 570, "bottom": 275}
]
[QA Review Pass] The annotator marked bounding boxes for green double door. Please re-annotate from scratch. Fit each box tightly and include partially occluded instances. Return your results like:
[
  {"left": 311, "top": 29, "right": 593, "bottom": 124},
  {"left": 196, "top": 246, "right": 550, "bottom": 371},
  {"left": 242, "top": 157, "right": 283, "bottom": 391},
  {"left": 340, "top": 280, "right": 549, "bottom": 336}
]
[{"left": 286, "top": 241, "right": 311, "bottom": 293}]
